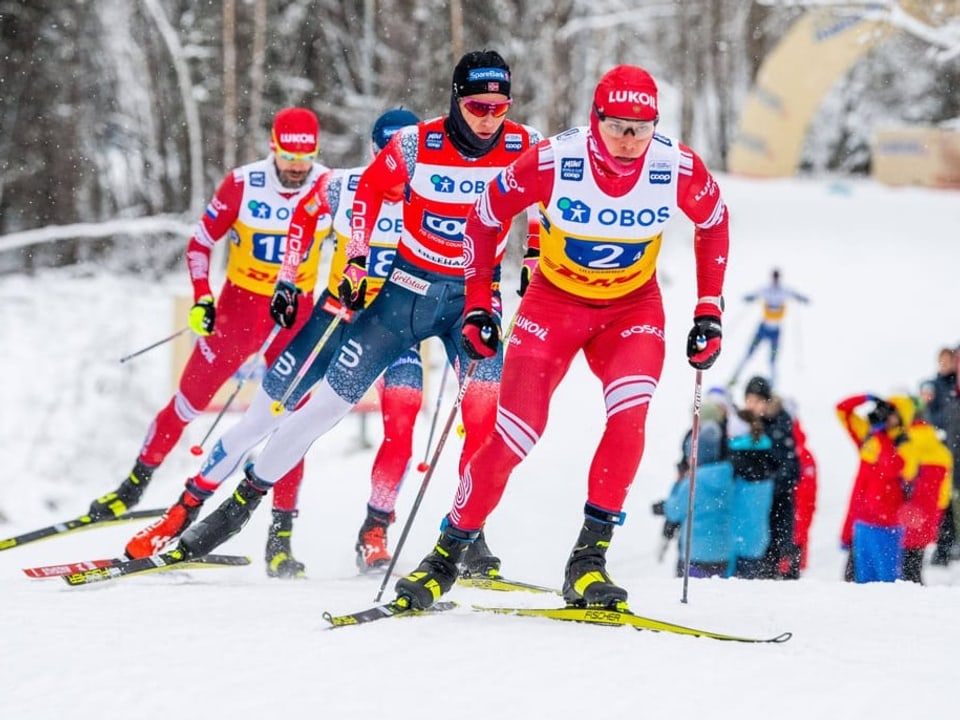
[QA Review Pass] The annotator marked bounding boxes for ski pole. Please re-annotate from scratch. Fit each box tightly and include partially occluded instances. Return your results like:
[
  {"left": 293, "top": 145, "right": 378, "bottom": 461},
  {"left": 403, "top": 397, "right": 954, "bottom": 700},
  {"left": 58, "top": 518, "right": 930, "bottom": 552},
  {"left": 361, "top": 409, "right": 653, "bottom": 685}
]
[
  {"left": 189, "top": 324, "right": 282, "bottom": 456},
  {"left": 416, "top": 362, "right": 451, "bottom": 472},
  {"left": 270, "top": 309, "right": 347, "bottom": 416},
  {"left": 118, "top": 327, "right": 190, "bottom": 363},
  {"left": 375, "top": 359, "right": 479, "bottom": 602},
  {"left": 657, "top": 536, "right": 671, "bottom": 564},
  {"left": 681, "top": 368, "right": 704, "bottom": 604}
]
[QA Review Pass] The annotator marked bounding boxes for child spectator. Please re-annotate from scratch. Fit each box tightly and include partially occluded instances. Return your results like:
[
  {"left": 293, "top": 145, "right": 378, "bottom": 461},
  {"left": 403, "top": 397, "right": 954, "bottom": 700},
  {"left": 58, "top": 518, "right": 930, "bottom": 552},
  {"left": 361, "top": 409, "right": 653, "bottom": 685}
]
[{"left": 663, "top": 420, "right": 735, "bottom": 578}]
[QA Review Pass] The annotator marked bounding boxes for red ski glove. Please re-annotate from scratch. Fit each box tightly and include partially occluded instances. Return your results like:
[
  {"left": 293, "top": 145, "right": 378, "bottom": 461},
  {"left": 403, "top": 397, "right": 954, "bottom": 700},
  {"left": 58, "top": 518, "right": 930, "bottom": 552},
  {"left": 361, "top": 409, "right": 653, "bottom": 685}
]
[{"left": 462, "top": 308, "right": 501, "bottom": 360}]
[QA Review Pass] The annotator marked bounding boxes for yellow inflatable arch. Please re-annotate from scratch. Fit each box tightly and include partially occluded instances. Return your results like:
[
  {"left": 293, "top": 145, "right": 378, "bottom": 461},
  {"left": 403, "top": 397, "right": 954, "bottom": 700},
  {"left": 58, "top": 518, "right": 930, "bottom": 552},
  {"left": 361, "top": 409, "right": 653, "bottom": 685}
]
[{"left": 728, "top": 9, "right": 892, "bottom": 177}]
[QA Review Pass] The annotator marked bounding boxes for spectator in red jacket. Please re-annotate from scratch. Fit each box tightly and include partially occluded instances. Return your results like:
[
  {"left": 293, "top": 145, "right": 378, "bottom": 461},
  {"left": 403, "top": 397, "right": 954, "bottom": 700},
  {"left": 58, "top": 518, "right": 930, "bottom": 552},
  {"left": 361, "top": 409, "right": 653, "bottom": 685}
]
[
  {"left": 785, "top": 399, "right": 817, "bottom": 573},
  {"left": 838, "top": 394, "right": 908, "bottom": 583}
]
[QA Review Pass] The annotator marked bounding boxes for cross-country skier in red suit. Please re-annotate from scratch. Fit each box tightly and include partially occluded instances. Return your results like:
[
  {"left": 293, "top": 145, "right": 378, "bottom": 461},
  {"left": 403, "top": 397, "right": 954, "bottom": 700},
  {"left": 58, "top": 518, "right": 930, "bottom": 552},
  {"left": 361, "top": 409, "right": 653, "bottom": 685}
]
[
  {"left": 91, "top": 108, "right": 332, "bottom": 577},
  {"left": 163, "top": 51, "right": 543, "bottom": 578},
  {"left": 395, "top": 65, "right": 730, "bottom": 610},
  {"left": 122, "top": 109, "right": 424, "bottom": 577}
]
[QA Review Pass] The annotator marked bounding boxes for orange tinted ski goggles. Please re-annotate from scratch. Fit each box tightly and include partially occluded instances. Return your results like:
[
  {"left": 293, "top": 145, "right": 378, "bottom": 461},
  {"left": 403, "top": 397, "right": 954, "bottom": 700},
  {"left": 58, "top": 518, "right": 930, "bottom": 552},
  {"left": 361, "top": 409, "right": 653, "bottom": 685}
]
[{"left": 460, "top": 98, "right": 512, "bottom": 118}]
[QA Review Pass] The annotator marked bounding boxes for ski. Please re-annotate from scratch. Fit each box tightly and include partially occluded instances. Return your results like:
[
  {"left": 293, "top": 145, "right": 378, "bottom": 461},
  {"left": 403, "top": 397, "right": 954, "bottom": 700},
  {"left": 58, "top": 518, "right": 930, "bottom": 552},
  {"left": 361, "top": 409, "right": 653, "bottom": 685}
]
[
  {"left": 24, "top": 557, "right": 120, "bottom": 578},
  {"left": 0, "top": 509, "right": 165, "bottom": 552},
  {"left": 456, "top": 574, "right": 559, "bottom": 595},
  {"left": 60, "top": 551, "right": 251, "bottom": 586},
  {"left": 471, "top": 604, "right": 792, "bottom": 644},
  {"left": 323, "top": 599, "right": 458, "bottom": 628}
]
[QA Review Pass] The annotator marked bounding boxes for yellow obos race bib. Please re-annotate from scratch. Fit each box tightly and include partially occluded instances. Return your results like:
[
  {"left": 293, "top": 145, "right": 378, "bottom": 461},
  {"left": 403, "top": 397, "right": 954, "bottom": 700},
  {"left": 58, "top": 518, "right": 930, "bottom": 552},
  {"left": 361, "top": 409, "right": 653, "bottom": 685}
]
[
  {"left": 538, "top": 213, "right": 663, "bottom": 300},
  {"left": 224, "top": 158, "right": 329, "bottom": 296},
  {"left": 537, "top": 127, "right": 680, "bottom": 301}
]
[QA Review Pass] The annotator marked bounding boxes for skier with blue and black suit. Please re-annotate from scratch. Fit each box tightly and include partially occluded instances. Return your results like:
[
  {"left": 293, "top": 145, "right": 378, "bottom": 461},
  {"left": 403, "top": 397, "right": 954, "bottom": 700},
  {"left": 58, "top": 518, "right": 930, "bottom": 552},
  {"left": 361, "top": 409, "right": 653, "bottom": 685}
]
[
  {"left": 126, "top": 108, "right": 422, "bottom": 576},
  {"left": 167, "top": 50, "right": 543, "bottom": 572}
]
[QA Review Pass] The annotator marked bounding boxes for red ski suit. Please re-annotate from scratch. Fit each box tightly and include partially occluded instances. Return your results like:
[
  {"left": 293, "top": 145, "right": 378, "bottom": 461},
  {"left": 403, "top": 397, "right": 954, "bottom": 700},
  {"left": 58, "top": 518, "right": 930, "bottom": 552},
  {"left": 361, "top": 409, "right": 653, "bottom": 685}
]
[
  {"left": 791, "top": 418, "right": 818, "bottom": 570},
  {"left": 450, "top": 128, "right": 729, "bottom": 529},
  {"left": 837, "top": 395, "right": 907, "bottom": 548}
]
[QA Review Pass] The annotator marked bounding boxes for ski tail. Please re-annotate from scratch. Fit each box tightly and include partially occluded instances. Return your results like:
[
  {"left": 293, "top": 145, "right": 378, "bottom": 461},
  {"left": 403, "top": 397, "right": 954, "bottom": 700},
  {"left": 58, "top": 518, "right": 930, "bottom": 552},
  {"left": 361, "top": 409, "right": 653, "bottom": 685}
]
[
  {"left": 60, "top": 552, "right": 251, "bottom": 586},
  {"left": 24, "top": 558, "right": 120, "bottom": 578},
  {"left": 323, "top": 600, "right": 458, "bottom": 628},
  {"left": 456, "top": 575, "right": 559, "bottom": 594},
  {"left": 0, "top": 509, "right": 166, "bottom": 552}
]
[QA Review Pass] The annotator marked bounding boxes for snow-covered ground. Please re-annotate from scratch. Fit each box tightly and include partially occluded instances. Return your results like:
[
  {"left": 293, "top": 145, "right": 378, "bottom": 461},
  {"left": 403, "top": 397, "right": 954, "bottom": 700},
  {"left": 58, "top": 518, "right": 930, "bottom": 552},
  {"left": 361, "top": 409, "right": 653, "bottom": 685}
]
[{"left": 1, "top": 175, "right": 958, "bottom": 719}]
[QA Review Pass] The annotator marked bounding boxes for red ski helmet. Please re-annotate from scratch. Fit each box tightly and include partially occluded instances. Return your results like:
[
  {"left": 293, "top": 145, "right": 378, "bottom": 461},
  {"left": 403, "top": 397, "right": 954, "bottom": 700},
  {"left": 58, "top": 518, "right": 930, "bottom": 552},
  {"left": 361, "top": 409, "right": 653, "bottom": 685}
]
[
  {"left": 592, "top": 65, "right": 659, "bottom": 121},
  {"left": 271, "top": 108, "right": 320, "bottom": 156}
]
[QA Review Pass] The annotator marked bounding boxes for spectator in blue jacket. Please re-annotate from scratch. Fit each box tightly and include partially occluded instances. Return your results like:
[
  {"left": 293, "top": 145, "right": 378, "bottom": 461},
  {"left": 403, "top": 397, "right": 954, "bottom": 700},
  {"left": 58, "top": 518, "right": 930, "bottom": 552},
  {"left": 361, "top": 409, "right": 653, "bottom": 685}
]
[{"left": 664, "top": 420, "right": 735, "bottom": 578}]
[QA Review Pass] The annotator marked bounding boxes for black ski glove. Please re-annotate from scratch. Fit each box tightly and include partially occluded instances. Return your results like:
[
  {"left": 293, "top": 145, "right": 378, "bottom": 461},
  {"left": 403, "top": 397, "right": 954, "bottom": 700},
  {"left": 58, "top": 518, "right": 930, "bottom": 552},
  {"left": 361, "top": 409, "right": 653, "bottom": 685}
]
[{"left": 269, "top": 281, "right": 300, "bottom": 329}]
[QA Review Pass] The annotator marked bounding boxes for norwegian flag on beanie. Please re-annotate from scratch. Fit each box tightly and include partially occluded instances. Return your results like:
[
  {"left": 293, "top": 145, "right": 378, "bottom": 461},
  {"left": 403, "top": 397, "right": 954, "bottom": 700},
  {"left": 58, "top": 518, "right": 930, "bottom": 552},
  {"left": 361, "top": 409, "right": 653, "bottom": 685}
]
[{"left": 452, "top": 49, "right": 512, "bottom": 98}]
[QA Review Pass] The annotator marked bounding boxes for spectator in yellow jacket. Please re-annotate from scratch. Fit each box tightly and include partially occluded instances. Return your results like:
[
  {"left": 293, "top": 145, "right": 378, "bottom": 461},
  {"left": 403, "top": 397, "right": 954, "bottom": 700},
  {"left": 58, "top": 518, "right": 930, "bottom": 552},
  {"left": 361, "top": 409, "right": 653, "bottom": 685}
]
[{"left": 890, "top": 395, "right": 953, "bottom": 583}]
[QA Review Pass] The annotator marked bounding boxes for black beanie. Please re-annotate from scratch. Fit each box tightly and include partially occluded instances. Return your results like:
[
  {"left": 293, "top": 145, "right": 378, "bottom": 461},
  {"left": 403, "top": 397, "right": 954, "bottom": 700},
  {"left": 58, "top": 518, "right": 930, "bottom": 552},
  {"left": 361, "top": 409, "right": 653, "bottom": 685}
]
[
  {"left": 744, "top": 376, "right": 772, "bottom": 400},
  {"left": 452, "top": 49, "right": 511, "bottom": 98}
]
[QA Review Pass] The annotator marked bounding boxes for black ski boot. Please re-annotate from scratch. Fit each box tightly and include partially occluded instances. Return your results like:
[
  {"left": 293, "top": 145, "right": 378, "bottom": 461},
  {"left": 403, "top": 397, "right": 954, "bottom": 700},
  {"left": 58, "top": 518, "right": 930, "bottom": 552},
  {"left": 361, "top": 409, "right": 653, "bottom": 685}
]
[
  {"left": 355, "top": 506, "right": 394, "bottom": 573},
  {"left": 88, "top": 460, "right": 156, "bottom": 520},
  {"left": 395, "top": 523, "right": 478, "bottom": 609},
  {"left": 178, "top": 468, "right": 267, "bottom": 559},
  {"left": 562, "top": 514, "right": 628, "bottom": 608},
  {"left": 459, "top": 529, "right": 501, "bottom": 578},
  {"left": 265, "top": 509, "right": 306, "bottom": 579}
]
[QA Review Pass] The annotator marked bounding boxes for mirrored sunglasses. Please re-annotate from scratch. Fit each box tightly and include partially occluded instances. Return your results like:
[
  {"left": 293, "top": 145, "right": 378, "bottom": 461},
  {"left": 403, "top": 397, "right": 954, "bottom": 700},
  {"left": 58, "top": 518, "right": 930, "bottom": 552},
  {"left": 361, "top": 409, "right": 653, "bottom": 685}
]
[
  {"left": 460, "top": 97, "right": 512, "bottom": 118},
  {"left": 596, "top": 110, "right": 657, "bottom": 138},
  {"left": 275, "top": 148, "right": 318, "bottom": 162}
]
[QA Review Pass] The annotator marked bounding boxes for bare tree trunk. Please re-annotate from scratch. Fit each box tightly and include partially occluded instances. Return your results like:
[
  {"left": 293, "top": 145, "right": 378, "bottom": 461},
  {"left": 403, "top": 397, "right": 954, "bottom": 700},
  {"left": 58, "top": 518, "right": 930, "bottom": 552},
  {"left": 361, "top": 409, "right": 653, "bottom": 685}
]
[
  {"left": 712, "top": 0, "right": 729, "bottom": 168},
  {"left": 141, "top": 0, "right": 204, "bottom": 217},
  {"left": 361, "top": 0, "right": 375, "bottom": 97},
  {"left": 222, "top": 0, "right": 237, "bottom": 171},
  {"left": 246, "top": 0, "right": 267, "bottom": 163},
  {"left": 677, "top": 0, "right": 696, "bottom": 142},
  {"left": 450, "top": 0, "right": 463, "bottom": 66}
]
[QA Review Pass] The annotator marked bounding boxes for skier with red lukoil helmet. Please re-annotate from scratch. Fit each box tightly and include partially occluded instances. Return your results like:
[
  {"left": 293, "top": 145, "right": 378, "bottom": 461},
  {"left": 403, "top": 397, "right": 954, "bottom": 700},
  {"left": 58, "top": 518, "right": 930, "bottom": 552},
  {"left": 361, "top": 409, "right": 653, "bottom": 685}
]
[
  {"left": 93, "top": 108, "right": 331, "bottom": 576},
  {"left": 394, "top": 64, "right": 730, "bottom": 610}
]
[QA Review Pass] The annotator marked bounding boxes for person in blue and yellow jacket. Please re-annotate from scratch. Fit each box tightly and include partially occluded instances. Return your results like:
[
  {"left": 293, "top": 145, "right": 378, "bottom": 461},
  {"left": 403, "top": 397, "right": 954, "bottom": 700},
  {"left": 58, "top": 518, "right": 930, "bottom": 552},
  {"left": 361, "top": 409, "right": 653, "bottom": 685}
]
[
  {"left": 838, "top": 394, "right": 908, "bottom": 583},
  {"left": 729, "top": 269, "right": 809, "bottom": 388},
  {"left": 890, "top": 395, "right": 953, "bottom": 584}
]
